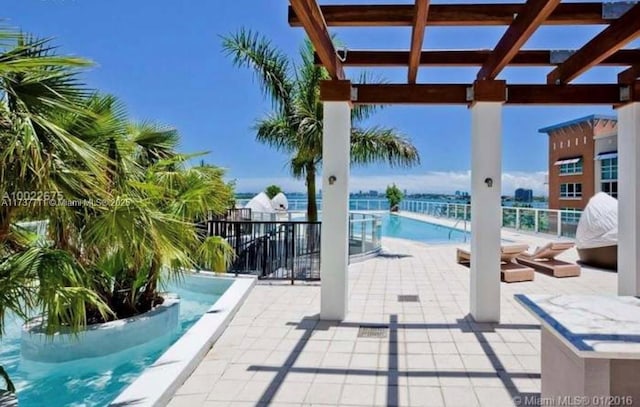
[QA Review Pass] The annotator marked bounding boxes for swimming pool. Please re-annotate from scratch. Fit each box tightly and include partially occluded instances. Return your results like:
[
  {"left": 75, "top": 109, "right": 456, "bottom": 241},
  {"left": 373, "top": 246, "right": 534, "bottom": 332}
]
[
  {"left": 0, "top": 274, "right": 231, "bottom": 407},
  {"left": 381, "top": 214, "right": 469, "bottom": 243}
]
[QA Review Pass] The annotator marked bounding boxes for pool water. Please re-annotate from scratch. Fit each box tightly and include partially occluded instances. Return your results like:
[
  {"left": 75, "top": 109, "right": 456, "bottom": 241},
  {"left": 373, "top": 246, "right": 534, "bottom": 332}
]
[
  {"left": 382, "top": 214, "right": 470, "bottom": 243},
  {"left": 0, "top": 274, "right": 231, "bottom": 407}
]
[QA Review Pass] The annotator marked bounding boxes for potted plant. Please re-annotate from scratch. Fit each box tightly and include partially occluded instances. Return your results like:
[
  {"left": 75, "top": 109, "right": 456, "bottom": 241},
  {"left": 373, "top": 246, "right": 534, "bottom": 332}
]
[{"left": 386, "top": 184, "right": 404, "bottom": 212}]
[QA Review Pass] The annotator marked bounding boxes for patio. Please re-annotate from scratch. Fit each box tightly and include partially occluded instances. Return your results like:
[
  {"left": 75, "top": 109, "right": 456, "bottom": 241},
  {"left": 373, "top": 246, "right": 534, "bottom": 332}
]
[{"left": 168, "top": 225, "right": 616, "bottom": 407}]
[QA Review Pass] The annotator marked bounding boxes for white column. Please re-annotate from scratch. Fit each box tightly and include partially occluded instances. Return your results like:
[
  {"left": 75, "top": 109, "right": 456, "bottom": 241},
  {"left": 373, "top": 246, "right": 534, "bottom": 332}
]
[
  {"left": 320, "top": 101, "right": 351, "bottom": 320},
  {"left": 470, "top": 102, "right": 502, "bottom": 322},
  {"left": 618, "top": 102, "right": 640, "bottom": 296}
]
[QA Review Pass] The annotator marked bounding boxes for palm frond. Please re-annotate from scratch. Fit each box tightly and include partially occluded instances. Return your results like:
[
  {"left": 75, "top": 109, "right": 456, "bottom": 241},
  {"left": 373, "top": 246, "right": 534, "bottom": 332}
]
[
  {"left": 351, "top": 126, "right": 421, "bottom": 168},
  {"left": 221, "top": 28, "right": 293, "bottom": 113}
]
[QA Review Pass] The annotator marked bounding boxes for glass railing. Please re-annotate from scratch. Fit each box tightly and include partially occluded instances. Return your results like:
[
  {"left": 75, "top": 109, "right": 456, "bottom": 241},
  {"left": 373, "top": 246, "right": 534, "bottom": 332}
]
[
  {"left": 348, "top": 211, "right": 382, "bottom": 257},
  {"left": 399, "top": 200, "right": 580, "bottom": 237}
]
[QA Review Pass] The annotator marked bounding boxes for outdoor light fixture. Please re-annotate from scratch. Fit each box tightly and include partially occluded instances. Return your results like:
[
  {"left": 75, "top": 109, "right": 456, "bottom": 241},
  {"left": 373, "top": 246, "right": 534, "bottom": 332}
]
[
  {"left": 328, "top": 175, "right": 337, "bottom": 185},
  {"left": 484, "top": 177, "right": 493, "bottom": 187}
]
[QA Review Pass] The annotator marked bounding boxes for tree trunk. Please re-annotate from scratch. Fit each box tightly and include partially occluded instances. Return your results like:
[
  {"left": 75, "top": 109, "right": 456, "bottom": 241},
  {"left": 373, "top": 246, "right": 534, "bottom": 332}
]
[{"left": 305, "top": 165, "right": 318, "bottom": 222}]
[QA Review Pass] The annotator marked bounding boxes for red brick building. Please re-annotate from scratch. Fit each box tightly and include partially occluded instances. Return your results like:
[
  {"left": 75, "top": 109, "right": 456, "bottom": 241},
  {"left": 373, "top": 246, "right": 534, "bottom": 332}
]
[{"left": 539, "top": 115, "right": 618, "bottom": 212}]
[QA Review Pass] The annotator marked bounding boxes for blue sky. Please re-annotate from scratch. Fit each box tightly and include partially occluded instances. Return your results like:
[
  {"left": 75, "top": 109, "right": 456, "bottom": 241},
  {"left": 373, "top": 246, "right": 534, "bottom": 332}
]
[{"left": 4, "top": 0, "right": 630, "bottom": 195}]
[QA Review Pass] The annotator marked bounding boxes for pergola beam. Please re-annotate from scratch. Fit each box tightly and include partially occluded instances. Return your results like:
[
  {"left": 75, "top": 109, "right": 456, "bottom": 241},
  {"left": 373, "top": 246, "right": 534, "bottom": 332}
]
[
  {"left": 289, "top": 3, "right": 607, "bottom": 27},
  {"left": 408, "top": 0, "right": 430, "bottom": 83},
  {"left": 351, "top": 83, "right": 623, "bottom": 105},
  {"left": 547, "top": 3, "right": 640, "bottom": 84},
  {"left": 289, "top": 0, "right": 345, "bottom": 80},
  {"left": 619, "top": 65, "right": 640, "bottom": 84},
  {"left": 318, "top": 49, "right": 640, "bottom": 67},
  {"left": 477, "top": 0, "right": 560, "bottom": 80}
]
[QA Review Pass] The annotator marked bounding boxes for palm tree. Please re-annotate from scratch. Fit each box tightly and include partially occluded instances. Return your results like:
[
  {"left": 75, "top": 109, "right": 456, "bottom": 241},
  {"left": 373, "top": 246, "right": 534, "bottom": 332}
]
[{"left": 222, "top": 29, "right": 420, "bottom": 221}]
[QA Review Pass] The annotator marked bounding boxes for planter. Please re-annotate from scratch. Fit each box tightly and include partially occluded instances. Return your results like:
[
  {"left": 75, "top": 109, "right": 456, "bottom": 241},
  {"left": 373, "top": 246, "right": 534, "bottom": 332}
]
[{"left": 21, "top": 297, "right": 180, "bottom": 363}]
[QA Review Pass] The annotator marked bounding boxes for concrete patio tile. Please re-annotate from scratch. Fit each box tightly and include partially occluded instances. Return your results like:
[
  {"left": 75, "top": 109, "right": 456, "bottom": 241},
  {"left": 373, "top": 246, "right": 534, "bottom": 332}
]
[
  {"left": 433, "top": 354, "right": 465, "bottom": 369},
  {"left": 313, "top": 372, "right": 347, "bottom": 384},
  {"left": 321, "top": 352, "right": 352, "bottom": 368},
  {"left": 234, "top": 380, "right": 276, "bottom": 403},
  {"left": 340, "top": 384, "right": 376, "bottom": 405},
  {"left": 406, "top": 342, "right": 432, "bottom": 354},
  {"left": 219, "top": 363, "right": 255, "bottom": 381},
  {"left": 437, "top": 373, "right": 472, "bottom": 388},
  {"left": 265, "top": 350, "right": 298, "bottom": 366},
  {"left": 406, "top": 354, "right": 436, "bottom": 369},
  {"left": 167, "top": 393, "right": 208, "bottom": 407},
  {"left": 191, "top": 360, "right": 228, "bottom": 376},
  {"left": 328, "top": 340, "right": 355, "bottom": 353},
  {"left": 431, "top": 342, "right": 459, "bottom": 354},
  {"left": 236, "top": 349, "right": 271, "bottom": 364},
  {"left": 474, "top": 386, "right": 516, "bottom": 407},
  {"left": 205, "top": 380, "right": 247, "bottom": 401},
  {"left": 169, "top": 232, "right": 618, "bottom": 407},
  {"left": 506, "top": 342, "right": 538, "bottom": 356},
  {"left": 349, "top": 353, "right": 379, "bottom": 369},
  {"left": 408, "top": 386, "right": 445, "bottom": 406},
  {"left": 174, "top": 374, "right": 218, "bottom": 395},
  {"left": 441, "top": 386, "right": 480, "bottom": 406},
  {"left": 293, "top": 351, "right": 325, "bottom": 367},
  {"left": 305, "top": 381, "right": 344, "bottom": 404},
  {"left": 354, "top": 340, "right": 381, "bottom": 354},
  {"left": 271, "top": 380, "right": 312, "bottom": 404}
]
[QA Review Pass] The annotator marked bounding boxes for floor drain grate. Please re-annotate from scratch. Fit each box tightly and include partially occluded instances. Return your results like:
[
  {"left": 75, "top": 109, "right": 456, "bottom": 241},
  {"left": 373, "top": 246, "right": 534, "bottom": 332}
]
[
  {"left": 357, "top": 325, "right": 388, "bottom": 338},
  {"left": 398, "top": 295, "right": 420, "bottom": 302}
]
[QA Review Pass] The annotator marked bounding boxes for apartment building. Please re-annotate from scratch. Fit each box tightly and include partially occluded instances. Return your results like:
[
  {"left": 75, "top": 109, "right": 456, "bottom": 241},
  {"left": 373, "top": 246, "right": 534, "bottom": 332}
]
[{"left": 539, "top": 115, "right": 618, "bottom": 212}]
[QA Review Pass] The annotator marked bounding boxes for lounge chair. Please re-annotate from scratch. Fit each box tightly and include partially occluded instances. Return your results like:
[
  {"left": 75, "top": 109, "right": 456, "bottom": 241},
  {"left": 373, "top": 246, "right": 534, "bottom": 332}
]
[
  {"left": 456, "top": 244, "right": 535, "bottom": 283},
  {"left": 516, "top": 241, "right": 580, "bottom": 278}
]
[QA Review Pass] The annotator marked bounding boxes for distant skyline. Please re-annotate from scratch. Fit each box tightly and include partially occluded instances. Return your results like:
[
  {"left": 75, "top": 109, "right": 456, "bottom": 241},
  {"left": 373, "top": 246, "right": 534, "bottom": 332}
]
[
  {"left": 234, "top": 170, "right": 548, "bottom": 196},
  {"left": 5, "top": 0, "right": 636, "bottom": 197}
]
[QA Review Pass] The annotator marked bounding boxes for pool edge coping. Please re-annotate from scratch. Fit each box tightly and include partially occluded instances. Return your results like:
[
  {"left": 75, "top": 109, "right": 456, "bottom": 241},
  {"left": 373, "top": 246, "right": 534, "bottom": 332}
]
[{"left": 109, "top": 272, "right": 257, "bottom": 407}]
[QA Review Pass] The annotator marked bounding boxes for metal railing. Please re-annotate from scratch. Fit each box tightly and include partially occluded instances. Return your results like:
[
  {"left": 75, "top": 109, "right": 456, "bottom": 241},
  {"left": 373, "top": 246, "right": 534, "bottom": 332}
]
[
  {"left": 206, "top": 211, "right": 382, "bottom": 281},
  {"left": 399, "top": 200, "right": 581, "bottom": 237},
  {"left": 207, "top": 219, "right": 321, "bottom": 282}
]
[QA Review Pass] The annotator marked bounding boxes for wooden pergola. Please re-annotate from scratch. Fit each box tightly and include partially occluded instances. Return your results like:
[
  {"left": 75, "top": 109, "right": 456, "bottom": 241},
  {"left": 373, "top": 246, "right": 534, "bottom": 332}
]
[{"left": 287, "top": 0, "right": 640, "bottom": 322}]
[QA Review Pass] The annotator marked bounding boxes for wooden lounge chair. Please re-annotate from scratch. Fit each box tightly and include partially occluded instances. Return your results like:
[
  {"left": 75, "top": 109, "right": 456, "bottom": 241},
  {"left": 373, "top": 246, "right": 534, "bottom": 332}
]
[
  {"left": 516, "top": 241, "right": 580, "bottom": 278},
  {"left": 456, "top": 244, "right": 535, "bottom": 283}
]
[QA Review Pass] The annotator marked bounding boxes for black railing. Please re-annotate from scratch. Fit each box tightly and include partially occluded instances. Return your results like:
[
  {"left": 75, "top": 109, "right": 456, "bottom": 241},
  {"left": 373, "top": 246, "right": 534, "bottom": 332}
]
[{"left": 207, "top": 219, "right": 321, "bottom": 282}]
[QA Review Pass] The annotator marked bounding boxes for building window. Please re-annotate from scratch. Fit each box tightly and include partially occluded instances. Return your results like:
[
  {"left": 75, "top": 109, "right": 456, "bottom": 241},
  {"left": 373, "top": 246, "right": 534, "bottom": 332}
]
[
  {"left": 559, "top": 159, "right": 583, "bottom": 175},
  {"left": 553, "top": 142, "right": 556, "bottom": 150},
  {"left": 583, "top": 136, "right": 586, "bottom": 144},
  {"left": 601, "top": 157, "right": 618, "bottom": 198},
  {"left": 560, "top": 141, "right": 563, "bottom": 148},
  {"left": 561, "top": 208, "right": 582, "bottom": 224},
  {"left": 601, "top": 157, "right": 617, "bottom": 181},
  {"left": 560, "top": 183, "right": 582, "bottom": 198}
]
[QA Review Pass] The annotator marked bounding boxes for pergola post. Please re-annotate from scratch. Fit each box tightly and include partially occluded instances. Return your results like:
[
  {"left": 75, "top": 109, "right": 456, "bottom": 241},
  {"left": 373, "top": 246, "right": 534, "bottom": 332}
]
[
  {"left": 617, "top": 81, "right": 640, "bottom": 296},
  {"left": 319, "top": 80, "right": 352, "bottom": 320},
  {"left": 469, "top": 80, "right": 506, "bottom": 323}
]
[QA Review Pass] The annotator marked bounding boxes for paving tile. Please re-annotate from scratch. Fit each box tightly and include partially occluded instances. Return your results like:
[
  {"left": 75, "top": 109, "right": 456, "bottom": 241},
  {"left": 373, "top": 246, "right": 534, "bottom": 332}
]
[
  {"left": 167, "top": 393, "right": 208, "bottom": 407},
  {"left": 408, "top": 386, "right": 445, "bottom": 406},
  {"left": 168, "top": 228, "right": 618, "bottom": 407},
  {"left": 441, "top": 386, "right": 480, "bottom": 406},
  {"left": 305, "top": 381, "right": 343, "bottom": 404},
  {"left": 340, "top": 384, "right": 376, "bottom": 405},
  {"left": 174, "top": 374, "right": 218, "bottom": 395},
  {"left": 271, "top": 380, "right": 311, "bottom": 404},
  {"left": 473, "top": 386, "right": 517, "bottom": 407},
  {"left": 205, "top": 380, "right": 247, "bottom": 401}
]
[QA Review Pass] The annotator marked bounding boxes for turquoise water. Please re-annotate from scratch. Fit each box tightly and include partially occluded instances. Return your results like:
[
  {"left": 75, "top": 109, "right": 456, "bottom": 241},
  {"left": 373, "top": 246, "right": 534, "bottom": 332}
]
[
  {"left": 382, "top": 214, "right": 470, "bottom": 243},
  {"left": 0, "top": 274, "right": 231, "bottom": 407}
]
